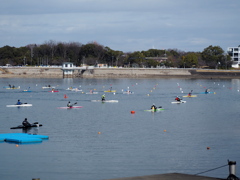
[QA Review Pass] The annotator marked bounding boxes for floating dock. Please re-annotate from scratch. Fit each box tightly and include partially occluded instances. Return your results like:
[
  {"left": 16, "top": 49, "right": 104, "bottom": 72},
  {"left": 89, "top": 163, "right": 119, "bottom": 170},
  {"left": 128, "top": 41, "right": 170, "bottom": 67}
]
[{"left": 0, "top": 133, "right": 49, "bottom": 144}]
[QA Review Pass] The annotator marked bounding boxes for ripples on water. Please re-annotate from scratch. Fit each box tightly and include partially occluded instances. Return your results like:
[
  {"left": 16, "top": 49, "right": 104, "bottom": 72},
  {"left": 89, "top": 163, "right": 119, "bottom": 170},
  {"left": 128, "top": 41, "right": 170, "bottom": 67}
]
[{"left": 0, "top": 78, "right": 240, "bottom": 180}]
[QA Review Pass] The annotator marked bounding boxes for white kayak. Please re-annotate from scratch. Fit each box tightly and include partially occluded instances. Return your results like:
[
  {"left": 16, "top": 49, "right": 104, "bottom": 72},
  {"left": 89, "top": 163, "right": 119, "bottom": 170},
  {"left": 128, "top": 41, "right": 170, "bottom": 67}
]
[
  {"left": 171, "top": 101, "right": 186, "bottom": 104},
  {"left": 42, "top": 86, "right": 55, "bottom": 89},
  {"left": 6, "top": 104, "right": 33, "bottom": 107},
  {"left": 86, "top": 92, "right": 99, "bottom": 94},
  {"left": 123, "top": 91, "right": 134, "bottom": 94},
  {"left": 91, "top": 100, "right": 118, "bottom": 103}
]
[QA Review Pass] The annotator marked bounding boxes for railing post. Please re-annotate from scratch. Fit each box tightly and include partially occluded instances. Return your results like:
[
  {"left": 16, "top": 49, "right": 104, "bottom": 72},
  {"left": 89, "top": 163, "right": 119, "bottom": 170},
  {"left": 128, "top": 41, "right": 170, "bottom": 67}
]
[{"left": 227, "top": 160, "right": 239, "bottom": 180}]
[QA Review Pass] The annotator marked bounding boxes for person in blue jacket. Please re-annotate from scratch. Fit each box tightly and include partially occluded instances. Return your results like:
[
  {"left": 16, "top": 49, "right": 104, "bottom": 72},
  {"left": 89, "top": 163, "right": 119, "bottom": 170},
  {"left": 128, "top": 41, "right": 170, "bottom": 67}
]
[{"left": 16, "top": 100, "right": 22, "bottom": 105}]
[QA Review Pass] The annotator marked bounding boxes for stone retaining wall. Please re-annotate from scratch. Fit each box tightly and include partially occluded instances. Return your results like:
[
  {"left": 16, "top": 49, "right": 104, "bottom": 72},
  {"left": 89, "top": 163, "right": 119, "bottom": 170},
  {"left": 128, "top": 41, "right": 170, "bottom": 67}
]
[{"left": 1, "top": 67, "right": 240, "bottom": 79}]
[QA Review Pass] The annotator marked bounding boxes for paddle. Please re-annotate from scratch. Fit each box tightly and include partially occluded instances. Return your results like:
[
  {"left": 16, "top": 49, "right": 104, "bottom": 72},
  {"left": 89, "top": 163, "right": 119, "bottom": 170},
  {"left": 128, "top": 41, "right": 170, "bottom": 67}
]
[{"left": 69, "top": 102, "right": 77, "bottom": 108}]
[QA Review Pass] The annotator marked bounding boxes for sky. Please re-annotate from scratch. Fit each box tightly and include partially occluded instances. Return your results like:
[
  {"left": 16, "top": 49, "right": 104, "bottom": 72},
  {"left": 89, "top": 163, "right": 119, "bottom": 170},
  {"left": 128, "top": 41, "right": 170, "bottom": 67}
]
[{"left": 0, "top": 0, "right": 239, "bottom": 53}]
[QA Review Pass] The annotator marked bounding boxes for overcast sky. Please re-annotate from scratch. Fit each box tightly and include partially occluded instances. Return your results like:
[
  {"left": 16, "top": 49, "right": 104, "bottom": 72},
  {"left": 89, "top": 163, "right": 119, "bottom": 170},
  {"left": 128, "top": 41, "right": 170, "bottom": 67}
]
[{"left": 0, "top": 0, "right": 239, "bottom": 53}]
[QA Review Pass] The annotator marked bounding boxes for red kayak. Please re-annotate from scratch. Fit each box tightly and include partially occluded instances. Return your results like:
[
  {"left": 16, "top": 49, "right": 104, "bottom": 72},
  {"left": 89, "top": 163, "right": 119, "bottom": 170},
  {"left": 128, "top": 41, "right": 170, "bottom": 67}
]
[
  {"left": 49, "top": 90, "right": 59, "bottom": 92},
  {"left": 57, "top": 106, "right": 83, "bottom": 109}
]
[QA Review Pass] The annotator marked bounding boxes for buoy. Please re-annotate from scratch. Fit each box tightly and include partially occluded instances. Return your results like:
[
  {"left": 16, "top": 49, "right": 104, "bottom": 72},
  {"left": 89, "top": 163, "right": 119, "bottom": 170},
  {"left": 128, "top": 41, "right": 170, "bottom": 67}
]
[
  {"left": 98, "top": 132, "right": 101, "bottom": 134},
  {"left": 147, "top": 94, "right": 150, "bottom": 96},
  {"left": 131, "top": 111, "right": 135, "bottom": 114},
  {"left": 64, "top": 94, "right": 68, "bottom": 98},
  {"left": 164, "top": 130, "right": 167, "bottom": 132},
  {"left": 16, "top": 144, "right": 19, "bottom": 147},
  {"left": 207, "top": 147, "right": 210, "bottom": 150}
]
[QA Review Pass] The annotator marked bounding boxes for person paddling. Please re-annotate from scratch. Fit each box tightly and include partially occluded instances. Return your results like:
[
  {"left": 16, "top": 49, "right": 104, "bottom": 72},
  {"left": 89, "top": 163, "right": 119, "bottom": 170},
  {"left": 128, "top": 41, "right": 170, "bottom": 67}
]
[
  {"left": 67, "top": 101, "right": 73, "bottom": 108},
  {"left": 175, "top": 96, "right": 181, "bottom": 102},
  {"left": 22, "top": 118, "right": 31, "bottom": 127},
  {"left": 16, "top": 100, "right": 22, "bottom": 105},
  {"left": 101, "top": 94, "right": 106, "bottom": 102},
  {"left": 205, "top": 89, "right": 209, "bottom": 94},
  {"left": 151, "top": 104, "right": 157, "bottom": 111},
  {"left": 188, "top": 90, "right": 193, "bottom": 97}
]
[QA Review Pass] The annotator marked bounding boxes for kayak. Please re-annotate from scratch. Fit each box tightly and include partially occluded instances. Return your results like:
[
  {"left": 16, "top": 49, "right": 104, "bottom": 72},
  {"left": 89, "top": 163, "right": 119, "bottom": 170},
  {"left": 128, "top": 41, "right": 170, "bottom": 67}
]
[
  {"left": 6, "top": 104, "right": 33, "bottom": 107},
  {"left": 172, "top": 100, "right": 186, "bottom": 103},
  {"left": 123, "top": 91, "right": 134, "bottom": 94},
  {"left": 199, "top": 92, "right": 215, "bottom": 94},
  {"left": 6, "top": 86, "right": 20, "bottom": 89},
  {"left": 42, "top": 86, "right": 55, "bottom": 89},
  {"left": 57, "top": 106, "right": 83, "bottom": 109},
  {"left": 10, "top": 122, "right": 42, "bottom": 129},
  {"left": 86, "top": 92, "right": 99, "bottom": 94},
  {"left": 91, "top": 100, "right": 118, "bottom": 103},
  {"left": 104, "top": 90, "right": 116, "bottom": 92},
  {"left": 182, "top": 95, "right": 197, "bottom": 97},
  {"left": 23, "top": 90, "right": 32, "bottom": 92},
  {"left": 71, "top": 89, "right": 82, "bottom": 92},
  {"left": 144, "top": 108, "right": 164, "bottom": 112},
  {"left": 48, "top": 90, "right": 59, "bottom": 92}
]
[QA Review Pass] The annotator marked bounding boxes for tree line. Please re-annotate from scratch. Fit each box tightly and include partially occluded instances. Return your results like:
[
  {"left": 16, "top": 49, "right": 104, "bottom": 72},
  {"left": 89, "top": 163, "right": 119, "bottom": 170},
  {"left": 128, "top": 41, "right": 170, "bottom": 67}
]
[{"left": 0, "top": 40, "right": 232, "bottom": 69}]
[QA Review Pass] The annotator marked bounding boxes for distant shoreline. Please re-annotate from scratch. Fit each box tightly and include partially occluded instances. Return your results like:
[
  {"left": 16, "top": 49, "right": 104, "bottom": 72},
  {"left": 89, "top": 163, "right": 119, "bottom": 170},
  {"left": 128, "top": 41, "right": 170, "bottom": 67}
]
[{"left": 1, "top": 67, "right": 240, "bottom": 79}]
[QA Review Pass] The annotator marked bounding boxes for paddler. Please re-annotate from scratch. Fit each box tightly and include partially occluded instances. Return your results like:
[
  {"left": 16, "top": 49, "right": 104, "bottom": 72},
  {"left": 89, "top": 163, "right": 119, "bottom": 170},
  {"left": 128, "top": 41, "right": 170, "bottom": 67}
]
[
  {"left": 205, "top": 89, "right": 209, "bottom": 94},
  {"left": 16, "top": 99, "right": 22, "bottom": 105},
  {"left": 151, "top": 104, "right": 157, "bottom": 110},
  {"left": 175, "top": 96, "right": 181, "bottom": 102},
  {"left": 67, "top": 101, "right": 73, "bottom": 108},
  {"left": 101, "top": 94, "right": 105, "bottom": 101},
  {"left": 188, "top": 90, "right": 193, "bottom": 97},
  {"left": 22, "top": 118, "right": 31, "bottom": 127}
]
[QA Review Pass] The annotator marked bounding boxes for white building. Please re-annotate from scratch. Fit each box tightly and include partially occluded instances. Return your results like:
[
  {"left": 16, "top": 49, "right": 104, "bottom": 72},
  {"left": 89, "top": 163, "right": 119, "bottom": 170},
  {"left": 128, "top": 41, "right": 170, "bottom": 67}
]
[{"left": 227, "top": 46, "right": 240, "bottom": 68}]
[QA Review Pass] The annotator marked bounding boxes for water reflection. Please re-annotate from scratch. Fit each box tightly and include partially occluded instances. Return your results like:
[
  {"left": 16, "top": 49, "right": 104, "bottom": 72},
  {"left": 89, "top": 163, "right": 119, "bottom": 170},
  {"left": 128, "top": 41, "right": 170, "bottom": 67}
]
[{"left": 22, "top": 127, "right": 39, "bottom": 134}]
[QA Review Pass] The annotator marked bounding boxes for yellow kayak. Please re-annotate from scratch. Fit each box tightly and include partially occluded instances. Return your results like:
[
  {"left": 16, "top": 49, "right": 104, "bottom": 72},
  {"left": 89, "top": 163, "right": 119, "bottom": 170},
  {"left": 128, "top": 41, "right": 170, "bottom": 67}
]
[
  {"left": 182, "top": 95, "right": 197, "bottom": 97},
  {"left": 104, "top": 90, "right": 116, "bottom": 92}
]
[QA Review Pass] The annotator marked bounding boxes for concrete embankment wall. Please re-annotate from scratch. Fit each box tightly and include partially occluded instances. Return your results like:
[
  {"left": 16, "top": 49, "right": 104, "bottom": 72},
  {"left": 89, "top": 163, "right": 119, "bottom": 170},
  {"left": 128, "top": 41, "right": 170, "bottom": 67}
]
[
  {"left": 0, "top": 67, "right": 63, "bottom": 78},
  {"left": 1, "top": 67, "right": 240, "bottom": 79},
  {"left": 85, "top": 68, "right": 191, "bottom": 78}
]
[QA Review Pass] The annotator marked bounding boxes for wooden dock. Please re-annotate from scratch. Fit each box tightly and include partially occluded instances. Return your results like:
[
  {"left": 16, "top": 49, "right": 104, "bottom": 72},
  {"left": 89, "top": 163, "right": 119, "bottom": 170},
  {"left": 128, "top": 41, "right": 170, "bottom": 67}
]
[{"left": 106, "top": 173, "right": 224, "bottom": 180}]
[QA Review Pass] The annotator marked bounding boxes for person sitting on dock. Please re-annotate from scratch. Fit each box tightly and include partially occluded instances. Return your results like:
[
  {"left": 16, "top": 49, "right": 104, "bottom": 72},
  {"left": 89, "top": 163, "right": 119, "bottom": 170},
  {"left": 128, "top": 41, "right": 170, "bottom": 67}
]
[
  {"left": 151, "top": 104, "right": 157, "bottom": 110},
  {"left": 16, "top": 100, "right": 22, "bottom": 105},
  {"left": 101, "top": 94, "right": 105, "bottom": 102},
  {"left": 175, "top": 96, "right": 181, "bottom": 102},
  {"left": 22, "top": 118, "right": 31, "bottom": 127}
]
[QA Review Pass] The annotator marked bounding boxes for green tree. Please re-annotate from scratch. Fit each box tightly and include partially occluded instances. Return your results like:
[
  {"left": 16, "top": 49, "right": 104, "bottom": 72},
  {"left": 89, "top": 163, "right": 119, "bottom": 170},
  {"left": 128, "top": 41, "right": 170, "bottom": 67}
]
[
  {"left": 202, "top": 45, "right": 225, "bottom": 69},
  {"left": 180, "top": 53, "right": 198, "bottom": 68},
  {"left": 127, "top": 51, "right": 145, "bottom": 67}
]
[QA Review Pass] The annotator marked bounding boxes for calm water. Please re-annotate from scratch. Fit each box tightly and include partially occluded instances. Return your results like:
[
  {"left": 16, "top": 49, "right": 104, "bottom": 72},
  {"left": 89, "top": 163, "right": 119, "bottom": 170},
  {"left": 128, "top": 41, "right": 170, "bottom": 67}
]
[{"left": 1, "top": 77, "right": 240, "bottom": 180}]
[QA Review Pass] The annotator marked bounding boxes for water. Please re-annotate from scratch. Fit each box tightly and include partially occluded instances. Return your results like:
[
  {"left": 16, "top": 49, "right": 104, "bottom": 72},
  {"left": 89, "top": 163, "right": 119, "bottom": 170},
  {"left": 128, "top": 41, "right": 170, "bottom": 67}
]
[{"left": 0, "top": 77, "right": 240, "bottom": 180}]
